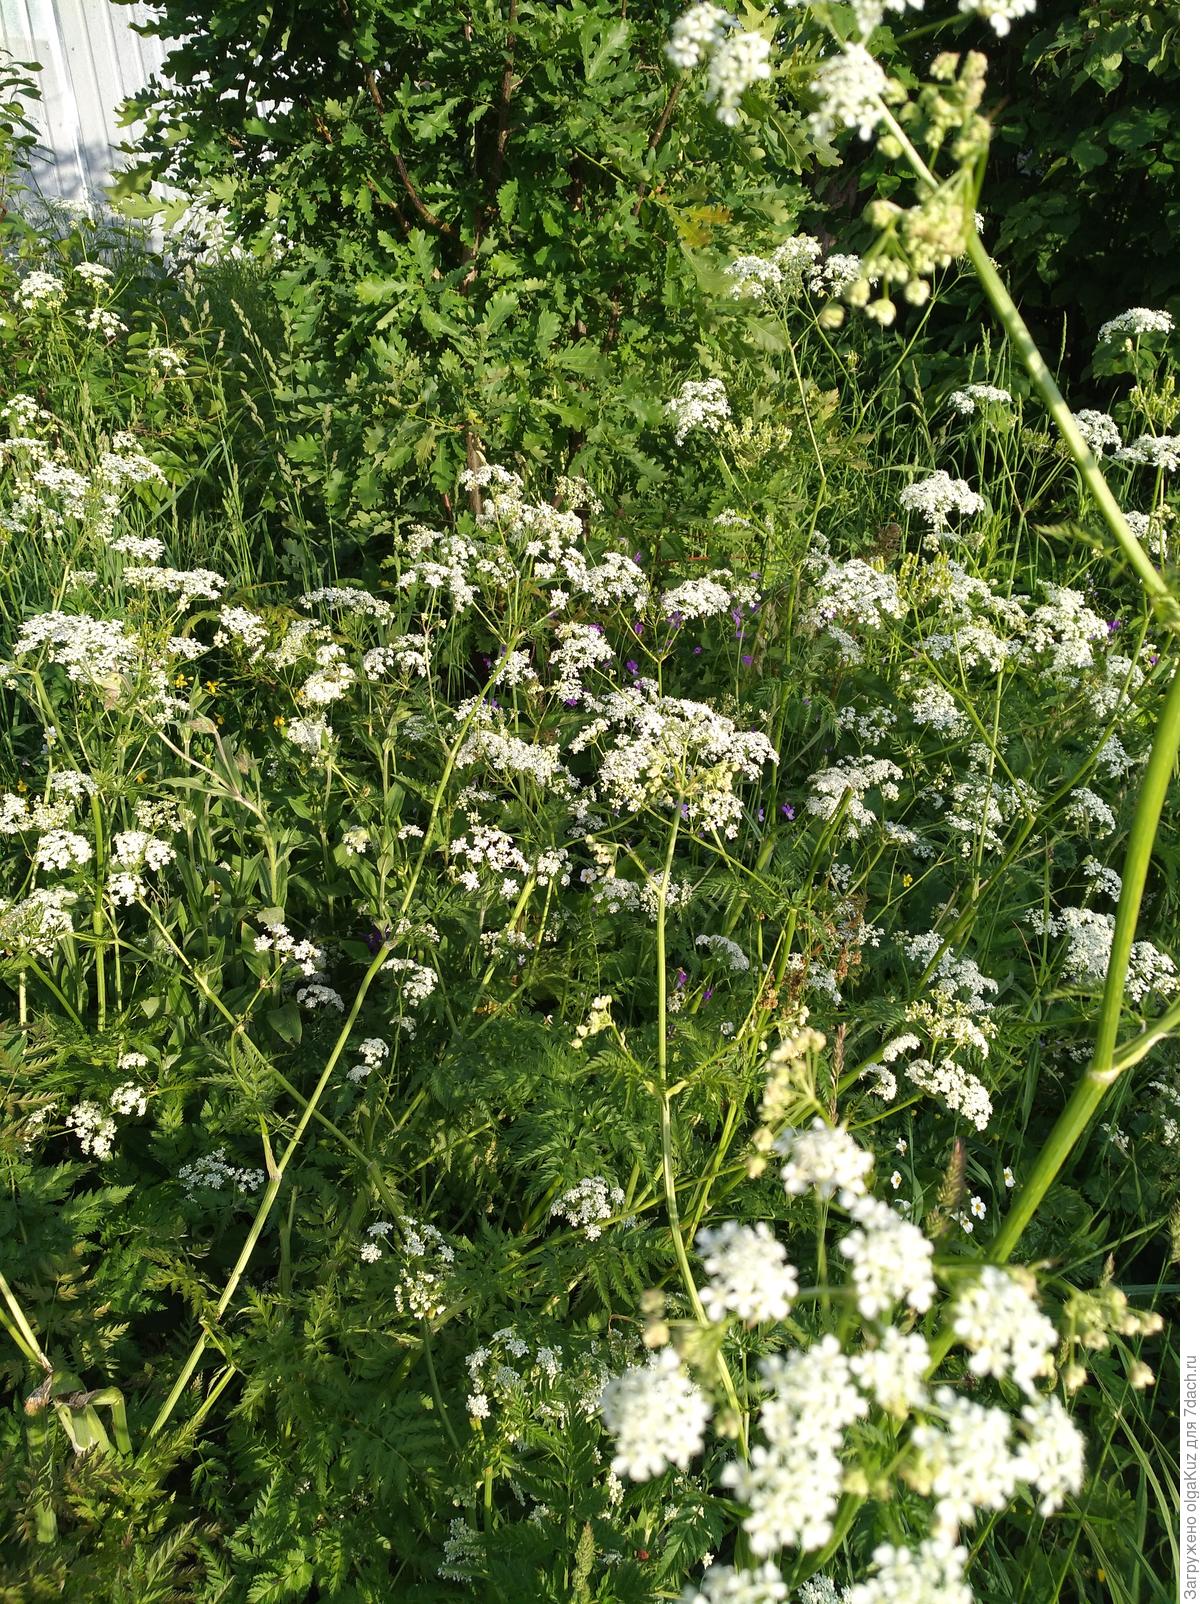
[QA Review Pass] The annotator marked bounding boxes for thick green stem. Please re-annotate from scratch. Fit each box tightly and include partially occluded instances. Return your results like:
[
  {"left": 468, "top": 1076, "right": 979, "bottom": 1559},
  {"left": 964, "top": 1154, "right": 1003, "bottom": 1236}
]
[
  {"left": 874, "top": 101, "right": 1171, "bottom": 609},
  {"left": 962, "top": 233, "right": 1169, "bottom": 606},
  {"left": 990, "top": 670, "right": 1179, "bottom": 1262}
]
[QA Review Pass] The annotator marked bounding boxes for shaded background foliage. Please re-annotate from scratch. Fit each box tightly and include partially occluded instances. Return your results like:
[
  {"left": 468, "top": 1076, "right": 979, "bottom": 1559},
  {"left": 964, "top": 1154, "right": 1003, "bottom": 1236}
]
[{"left": 109, "top": 0, "right": 1178, "bottom": 537}]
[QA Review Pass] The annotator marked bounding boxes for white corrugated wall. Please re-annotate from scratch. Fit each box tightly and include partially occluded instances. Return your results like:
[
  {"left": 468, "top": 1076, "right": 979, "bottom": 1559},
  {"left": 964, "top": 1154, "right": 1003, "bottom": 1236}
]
[{"left": 0, "top": 0, "right": 166, "bottom": 207}]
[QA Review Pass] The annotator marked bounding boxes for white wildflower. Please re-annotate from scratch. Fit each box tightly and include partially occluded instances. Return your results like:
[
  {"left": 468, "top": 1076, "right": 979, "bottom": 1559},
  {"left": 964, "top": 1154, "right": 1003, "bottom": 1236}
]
[
  {"left": 807, "top": 44, "right": 889, "bottom": 144},
  {"left": 666, "top": 378, "right": 731, "bottom": 445},
  {"left": 1097, "top": 307, "right": 1173, "bottom": 346},
  {"left": 697, "top": 1221, "right": 799, "bottom": 1324},
  {"left": 952, "top": 1266, "right": 1057, "bottom": 1394},
  {"left": 774, "top": 1119, "right": 874, "bottom": 1199},
  {"left": 899, "top": 471, "right": 986, "bottom": 536},
  {"left": 602, "top": 1347, "right": 711, "bottom": 1480},
  {"left": 957, "top": 0, "right": 1038, "bottom": 35}
]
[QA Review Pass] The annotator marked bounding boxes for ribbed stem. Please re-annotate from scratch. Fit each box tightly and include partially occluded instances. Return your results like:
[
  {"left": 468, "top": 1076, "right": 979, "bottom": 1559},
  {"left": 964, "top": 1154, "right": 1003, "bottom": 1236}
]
[
  {"left": 873, "top": 100, "right": 1171, "bottom": 608},
  {"left": 990, "top": 671, "right": 1179, "bottom": 1262}
]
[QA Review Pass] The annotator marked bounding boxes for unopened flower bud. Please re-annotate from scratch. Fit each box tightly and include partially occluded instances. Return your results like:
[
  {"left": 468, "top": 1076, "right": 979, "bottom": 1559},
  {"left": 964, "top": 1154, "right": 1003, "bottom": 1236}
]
[{"left": 845, "top": 278, "right": 872, "bottom": 309}]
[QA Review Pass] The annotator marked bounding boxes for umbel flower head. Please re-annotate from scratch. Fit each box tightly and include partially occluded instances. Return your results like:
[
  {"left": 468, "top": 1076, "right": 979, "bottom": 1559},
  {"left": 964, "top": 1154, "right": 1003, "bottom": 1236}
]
[{"left": 600, "top": 1347, "right": 711, "bottom": 1480}]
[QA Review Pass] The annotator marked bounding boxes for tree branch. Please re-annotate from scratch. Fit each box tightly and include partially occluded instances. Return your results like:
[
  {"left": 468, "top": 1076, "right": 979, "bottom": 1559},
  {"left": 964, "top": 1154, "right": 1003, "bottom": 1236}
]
[{"left": 336, "top": 0, "right": 456, "bottom": 238}]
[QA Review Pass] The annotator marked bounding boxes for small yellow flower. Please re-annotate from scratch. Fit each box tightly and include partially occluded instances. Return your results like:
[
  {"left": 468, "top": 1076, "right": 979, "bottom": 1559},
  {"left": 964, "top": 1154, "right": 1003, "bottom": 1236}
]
[
  {"left": 135, "top": 771, "right": 147, "bottom": 783},
  {"left": 273, "top": 715, "right": 287, "bottom": 730},
  {"left": 901, "top": 873, "right": 913, "bottom": 888},
  {"left": 204, "top": 679, "right": 220, "bottom": 695},
  {"left": 173, "top": 673, "right": 187, "bottom": 687},
  {"left": 15, "top": 779, "right": 27, "bottom": 793}
]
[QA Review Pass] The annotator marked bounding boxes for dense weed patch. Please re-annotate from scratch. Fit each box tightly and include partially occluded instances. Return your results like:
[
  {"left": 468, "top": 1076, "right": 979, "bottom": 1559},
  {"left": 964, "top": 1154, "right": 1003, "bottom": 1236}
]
[{"left": 0, "top": 3, "right": 1179, "bottom": 1600}]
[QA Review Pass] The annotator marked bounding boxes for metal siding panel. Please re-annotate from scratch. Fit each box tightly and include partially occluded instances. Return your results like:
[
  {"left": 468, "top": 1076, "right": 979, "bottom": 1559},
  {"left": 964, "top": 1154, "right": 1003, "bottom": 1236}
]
[
  {"left": 12, "top": 0, "right": 90, "bottom": 205},
  {"left": 0, "top": 0, "right": 170, "bottom": 206},
  {"left": 0, "top": 0, "right": 59, "bottom": 188},
  {"left": 57, "top": 0, "right": 114, "bottom": 199}
]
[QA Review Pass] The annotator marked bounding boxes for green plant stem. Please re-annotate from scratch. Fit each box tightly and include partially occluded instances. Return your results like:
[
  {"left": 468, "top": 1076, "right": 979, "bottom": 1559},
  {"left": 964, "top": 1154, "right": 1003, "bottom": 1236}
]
[
  {"left": 145, "top": 940, "right": 393, "bottom": 1444},
  {"left": 0, "top": 1271, "right": 50, "bottom": 1372},
  {"left": 873, "top": 101, "right": 1171, "bottom": 609},
  {"left": 990, "top": 669, "right": 1179, "bottom": 1263},
  {"left": 423, "top": 1320, "right": 462, "bottom": 1452}
]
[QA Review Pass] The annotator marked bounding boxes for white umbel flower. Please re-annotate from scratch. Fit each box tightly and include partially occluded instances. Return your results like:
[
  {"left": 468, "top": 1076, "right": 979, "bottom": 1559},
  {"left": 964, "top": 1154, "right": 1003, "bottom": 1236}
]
[
  {"left": 1097, "top": 307, "right": 1174, "bottom": 345},
  {"left": 948, "top": 383, "right": 1012, "bottom": 415},
  {"left": 1019, "top": 1394, "right": 1086, "bottom": 1514},
  {"left": 666, "top": 3, "right": 731, "bottom": 69},
  {"left": 774, "top": 1119, "right": 874, "bottom": 1199},
  {"left": 957, "top": 0, "right": 1037, "bottom": 35},
  {"left": 681, "top": 1561, "right": 790, "bottom": 1603},
  {"left": 666, "top": 377, "right": 731, "bottom": 444},
  {"left": 912, "top": 1389, "right": 1025, "bottom": 1532},
  {"left": 899, "top": 471, "right": 986, "bottom": 535},
  {"left": 724, "top": 1336, "right": 867, "bottom": 1555},
  {"left": 840, "top": 1194, "right": 936, "bottom": 1319},
  {"left": 808, "top": 43, "right": 889, "bottom": 143},
  {"left": 697, "top": 1221, "right": 799, "bottom": 1325},
  {"left": 849, "top": 1327, "right": 929, "bottom": 1416},
  {"left": 952, "top": 1266, "right": 1057, "bottom": 1394},
  {"left": 601, "top": 1347, "right": 711, "bottom": 1480},
  {"left": 1073, "top": 409, "right": 1122, "bottom": 456},
  {"left": 845, "top": 1537, "right": 971, "bottom": 1604},
  {"left": 706, "top": 28, "right": 771, "bottom": 126}
]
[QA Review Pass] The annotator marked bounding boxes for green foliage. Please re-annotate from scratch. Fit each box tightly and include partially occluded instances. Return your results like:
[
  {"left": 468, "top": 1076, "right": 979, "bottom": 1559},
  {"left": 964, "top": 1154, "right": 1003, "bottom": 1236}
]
[
  {"left": 0, "top": 9, "right": 1180, "bottom": 1603},
  {"left": 988, "top": 0, "right": 1179, "bottom": 344},
  {"left": 113, "top": 0, "right": 812, "bottom": 524}
]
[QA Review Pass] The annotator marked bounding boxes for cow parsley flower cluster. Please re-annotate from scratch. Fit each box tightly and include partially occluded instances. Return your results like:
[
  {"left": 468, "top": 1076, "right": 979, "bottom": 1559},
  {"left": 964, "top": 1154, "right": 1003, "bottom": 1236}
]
[
  {"left": 948, "top": 383, "right": 1012, "bottom": 415},
  {"left": 899, "top": 471, "right": 986, "bottom": 537},
  {"left": 179, "top": 1148, "right": 266, "bottom": 1196},
  {"left": 952, "top": 1267, "right": 1058, "bottom": 1393},
  {"left": 666, "top": 6, "right": 770, "bottom": 126},
  {"left": 1029, "top": 907, "right": 1177, "bottom": 1002},
  {"left": 665, "top": 377, "right": 732, "bottom": 445},
  {"left": 807, "top": 43, "right": 890, "bottom": 144},
  {"left": 601, "top": 1347, "right": 711, "bottom": 1480},
  {"left": 0, "top": 887, "right": 77, "bottom": 958},
  {"left": 729, "top": 1336, "right": 870, "bottom": 1555},
  {"left": 957, "top": 0, "right": 1038, "bottom": 35},
  {"left": 392, "top": 1215, "right": 457, "bottom": 1319},
  {"left": 1073, "top": 409, "right": 1122, "bottom": 456},
  {"left": 839, "top": 1194, "right": 936, "bottom": 1319},
  {"left": 65, "top": 1099, "right": 117, "bottom": 1159},
  {"left": 570, "top": 686, "right": 777, "bottom": 837},
  {"left": 107, "top": 829, "right": 177, "bottom": 904},
  {"left": 1115, "top": 434, "right": 1180, "bottom": 472},
  {"left": 1096, "top": 307, "right": 1174, "bottom": 346},
  {"left": 774, "top": 1119, "right": 874, "bottom": 1199},
  {"left": 551, "top": 1176, "right": 626, "bottom": 1239},
  {"left": 806, "top": 757, "right": 903, "bottom": 839},
  {"left": 697, "top": 1221, "right": 799, "bottom": 1324}
]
